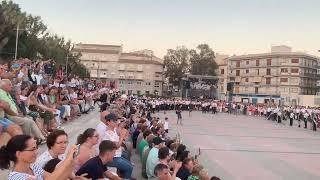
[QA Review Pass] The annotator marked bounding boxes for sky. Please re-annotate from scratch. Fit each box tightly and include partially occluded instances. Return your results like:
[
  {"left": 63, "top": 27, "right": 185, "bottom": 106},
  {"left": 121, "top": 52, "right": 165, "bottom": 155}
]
[{"left": 12, "top": 0, "right": 320, "bottom": 57}]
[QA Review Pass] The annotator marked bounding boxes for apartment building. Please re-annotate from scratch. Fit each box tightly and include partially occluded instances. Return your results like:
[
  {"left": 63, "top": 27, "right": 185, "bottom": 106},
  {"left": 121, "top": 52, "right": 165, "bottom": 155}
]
[
  {"left": 74, "top": 43, "right": 164, "bottom": 96},
  {"left": 215, "top": 53, "right": 229, "bottom": 100},
  {"left": 226, "top": 46, "right": 320, "bottom": 104}
]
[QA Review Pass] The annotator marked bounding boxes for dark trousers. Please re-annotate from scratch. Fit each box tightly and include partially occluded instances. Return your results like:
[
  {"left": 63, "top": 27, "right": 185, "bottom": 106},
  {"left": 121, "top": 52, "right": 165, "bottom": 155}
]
[
  {"left": 290, "top": 118, "right": 293, "bottom": 126},
  {"left": 304, "top": 118, "right": 308, "bottom": 128}
]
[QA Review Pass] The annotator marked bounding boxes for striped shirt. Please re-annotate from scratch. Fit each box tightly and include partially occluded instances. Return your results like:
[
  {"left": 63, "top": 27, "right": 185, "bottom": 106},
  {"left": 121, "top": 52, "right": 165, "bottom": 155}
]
[{"left": 8, "top": 164, "right": 44, "bottom": 180}]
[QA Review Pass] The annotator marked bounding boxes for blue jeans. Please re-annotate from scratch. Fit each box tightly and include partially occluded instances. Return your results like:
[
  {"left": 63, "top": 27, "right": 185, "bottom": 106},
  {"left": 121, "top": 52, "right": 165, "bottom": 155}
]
[
  {"left": 58, "top": 106, "right": 66, "bottom": 118},
  {"left": 106, "top": 156, "right": 133, "bottom": 179}
]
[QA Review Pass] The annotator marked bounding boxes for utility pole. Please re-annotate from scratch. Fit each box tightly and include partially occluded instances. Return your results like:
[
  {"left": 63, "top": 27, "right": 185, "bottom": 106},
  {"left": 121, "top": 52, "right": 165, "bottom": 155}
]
[
  {"left": 14, "top": 23, "right": 20, "bottom": 60},
  {"left": 65, "top": 53, "right": 69, "bottom": 76}
]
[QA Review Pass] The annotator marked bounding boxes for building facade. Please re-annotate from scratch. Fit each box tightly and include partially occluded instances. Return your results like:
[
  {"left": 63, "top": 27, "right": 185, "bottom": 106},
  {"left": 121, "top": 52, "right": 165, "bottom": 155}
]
[
  {"left": 215, "top": 54, "right": 229, "bottom": 100},
  {"left": 225, "top": 46, "right": 320, "bottom": 105},
  {"left": 74, "top": 43, "right": 164, "bottom": 96}
]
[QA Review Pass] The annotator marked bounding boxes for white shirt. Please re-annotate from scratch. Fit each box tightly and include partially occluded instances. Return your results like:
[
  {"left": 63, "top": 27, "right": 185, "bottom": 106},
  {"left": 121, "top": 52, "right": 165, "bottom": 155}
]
[
  {"left": 105, "top": 128, "right": 122, "bottom": 157},
  {"left": 35, "top": 150, "right": 65, "bottom": 168},
  {"left": 96, "top": 121, "right": 107, "bottom": 146},
  {"left": 164, "top": 121, "right": 169, "bottom": 130},
  {"left": 96, "top": 122, "right": 122, "bottom": 157}
]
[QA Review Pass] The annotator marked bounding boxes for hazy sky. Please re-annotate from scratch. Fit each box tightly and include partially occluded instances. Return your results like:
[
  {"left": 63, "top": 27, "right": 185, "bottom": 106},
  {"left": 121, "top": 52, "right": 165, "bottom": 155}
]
[{"left": 13, "top": 0, "right": 320, "bottom": 57}]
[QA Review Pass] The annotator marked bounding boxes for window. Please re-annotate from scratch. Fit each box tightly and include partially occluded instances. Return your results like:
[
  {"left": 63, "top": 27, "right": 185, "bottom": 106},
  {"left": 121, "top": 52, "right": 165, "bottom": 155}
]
[
  {"left": 266, "top": 69, "right": 271, "bottom": 75},
  {"left": 256, "top": 60, "right": 260, "bottom": 66},
  {"left": 246, "top": 69, "right": 249, "bottom": 74},
  {"left": 246, "top": 61, "right": 249, "bottom": 65},
  {"left": 291, "top": 59, "right": 299, "bottom": 63},
  {"left": 119, "top": 64, "right": 125, "bottom": 70},
  {"left": 230, "top": 77, "right": 235, "bottom": 81},
  {"left": 267, "top": 59, "right": 272, "bottom": 66},
  {"left": 245, "top": 78, "right": 249, "bottom": 82},
  {"left": 128, "top": 81, "right": 133, "bottom": 85},
  {"left": 266, "top": 77, "right": 271, "bottom": 85},
  {"left": 255, "top": 87, "right": 259, "bottom": 94},
  {"left": 145, "top": 91, "right": 150, "bottom": 95},
  {"left": 280, "top": 78, "right": 288, "bottom": 82},
  {"left": 137, "top": 81, "right": 142, "bottom": 85},
  {"left": 154, "top": 82, "right": 160, "bottom": 88},
  {"left": 236, "top": 61, "right": 240, "bottom": 67},
  {"left": 235, "top": 86, "right": 240, "bottom": 93},
  {"left": 137, "top": 65, "right": 143, "bottom": 71},
  {"left": 256, "top": 69, "right": 260, "bottom": 75},
  {"left": 220, "top": 69, "right": 224, "bottom": 75},
  {"left": 291, "top": 68, "right": 299, "bottom": 73},
  {"left": 291, "top": 78, "right": 298, "bottom": 83},
  {"left": 281, "top": 68, "right": 288, "bottom": 73},
  {"left": 146, "top": 82, "right": 151, "bottom": 86},
  {"left": 236, "top": 70, "right": 240, "bottom": 76},
  {"left": 291, "top": 88, "right": 298, "bottom": 93}
]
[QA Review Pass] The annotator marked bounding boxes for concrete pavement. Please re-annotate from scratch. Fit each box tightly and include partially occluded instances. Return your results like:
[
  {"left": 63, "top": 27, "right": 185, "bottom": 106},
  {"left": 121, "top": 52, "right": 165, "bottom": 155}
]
[{"left": 159, "top": 110, "right": 320, "bottom": 180}]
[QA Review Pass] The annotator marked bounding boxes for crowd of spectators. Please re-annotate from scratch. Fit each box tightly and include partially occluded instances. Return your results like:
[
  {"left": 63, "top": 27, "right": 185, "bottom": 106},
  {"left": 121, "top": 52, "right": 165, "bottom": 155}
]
[{"left": 0, "top": 58, "right": 220, "bottom": 180}]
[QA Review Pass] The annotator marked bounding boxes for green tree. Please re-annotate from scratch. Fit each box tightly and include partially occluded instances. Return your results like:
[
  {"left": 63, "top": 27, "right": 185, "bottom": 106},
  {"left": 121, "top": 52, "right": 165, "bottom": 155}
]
[
  {"left": 163, "top": 46, "right": 189, "bottom": 86},
  {"left": 0, "top": 0, "right": 89, "bottom": 78},
  {"left": 189, "top": 44, "right": 217, "bottom": 76}
]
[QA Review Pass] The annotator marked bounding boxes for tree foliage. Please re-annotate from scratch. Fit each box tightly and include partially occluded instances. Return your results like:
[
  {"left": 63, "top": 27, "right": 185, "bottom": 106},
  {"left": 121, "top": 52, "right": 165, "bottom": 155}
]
[
  {"left": 163, "top": 44, "right": 217, "bottom": 85},
  {"left": 189, "top": 44, "right": 217, "bottom": 76},
  {"left": 163, "top": 46, "right": 189, "bottom": 86},
  {"left": 0, "top": 0, "right": 89, "bottom": 77}
]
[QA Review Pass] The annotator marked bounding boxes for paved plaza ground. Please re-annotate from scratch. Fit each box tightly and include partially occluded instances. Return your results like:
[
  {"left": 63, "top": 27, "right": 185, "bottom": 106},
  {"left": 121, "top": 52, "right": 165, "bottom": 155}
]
[
  {"left": 162, "top": 111, "right": 320, "bottom": 180},
  {"left": 1, "top": 109, "right": 320, "bottom": 180}
]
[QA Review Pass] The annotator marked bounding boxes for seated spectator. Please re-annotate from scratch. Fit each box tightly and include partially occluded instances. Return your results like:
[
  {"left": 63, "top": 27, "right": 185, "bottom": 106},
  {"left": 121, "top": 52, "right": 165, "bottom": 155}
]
[
  {"left": 146, "top": 136, "right": 166, "bottom": 179},
  {"left": 74, "top": 128, "right": 99, "bottom": 172},
  {"left": 57, "top": 89, "right": 72, "bottom": 121},
  {"left": 199, "top": 169, "right": 210, "bottom": 180},
  {"left": 36, "top": 129, "right": 68, "bottom": 168},
  {"left": 0, "top": 115, "right": 22, "bottom": 137},
  {"left": 103, "top": 113, "right": 133, "bottom": 179},
  {"left": 132, "top": 123, "right": 142, "bottom": 149},
  {"left": 27, "top": 85, "right": 57, "bottom": 132},
  {"left": 76, "top": 140, "right": 121, "bottom": 180},
  {"left": 176, "top": 158, "right": 194, "bottom": 180},
  {"left": 43, "top": 158, "right": 61, "bottom": 173},
  {"left": 0, "top": 134, "right": 78, "bottom": 180},
  {"left": 154, "top": 162, "right": 182, "bottom": 180},
  {"left": 210, "top": 176, "right": 221, "bottom": 180},
  {"left": 187, "top": 164, "right": 204, "bottom": 180},
  {"left": 176, "top": 144, "right": 186, "bottom": 160},
  {"left": 141, "top": 134, "right": 155, "bottom": 178},
  {"left": 138, "top": 129, "right": 152, "bottom": 160},
  {"left": 0, "top": 79, "right": 45, "bottom": 143}
]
